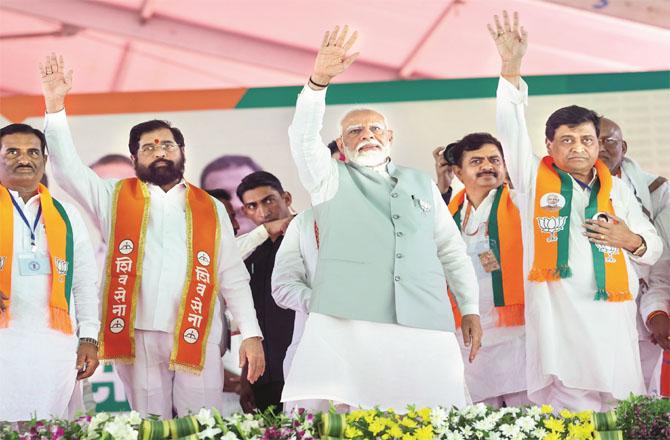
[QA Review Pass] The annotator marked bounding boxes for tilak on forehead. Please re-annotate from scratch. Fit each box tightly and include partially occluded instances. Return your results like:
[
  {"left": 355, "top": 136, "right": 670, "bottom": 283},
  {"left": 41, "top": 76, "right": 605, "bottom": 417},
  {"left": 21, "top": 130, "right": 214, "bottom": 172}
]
[{"left": 154, "top": 138, "right": 160, "bottom": 144}]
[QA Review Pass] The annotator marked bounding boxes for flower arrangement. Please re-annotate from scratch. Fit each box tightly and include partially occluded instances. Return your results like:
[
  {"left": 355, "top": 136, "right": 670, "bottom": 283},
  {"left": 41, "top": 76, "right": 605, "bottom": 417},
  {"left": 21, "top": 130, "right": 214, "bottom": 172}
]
[
  {"left": 342, "top": 404, "right": 595, "bottom": 440},
  {"left": 1, "top": 395, "right": 666, "bottom": 440}
]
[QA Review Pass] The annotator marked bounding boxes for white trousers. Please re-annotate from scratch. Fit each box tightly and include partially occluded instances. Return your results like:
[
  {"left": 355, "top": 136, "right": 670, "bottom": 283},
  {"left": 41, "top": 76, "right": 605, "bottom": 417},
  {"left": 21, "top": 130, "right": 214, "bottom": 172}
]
[
  {"left": 0, "top": 328, "right": 77, "bottom": 421},
  {"left": 115, "top": 330, "right": 225, "bottom": 418},
  {"left": 531, "top": 377, "right": 617, "bottom": 412}
]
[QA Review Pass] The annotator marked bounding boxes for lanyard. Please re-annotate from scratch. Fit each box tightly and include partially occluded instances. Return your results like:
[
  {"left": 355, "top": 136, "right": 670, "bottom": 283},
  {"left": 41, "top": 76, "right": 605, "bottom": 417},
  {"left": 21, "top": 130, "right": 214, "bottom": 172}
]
[{"left": 9, "top": 192, "right": 42, "bottom": 251}]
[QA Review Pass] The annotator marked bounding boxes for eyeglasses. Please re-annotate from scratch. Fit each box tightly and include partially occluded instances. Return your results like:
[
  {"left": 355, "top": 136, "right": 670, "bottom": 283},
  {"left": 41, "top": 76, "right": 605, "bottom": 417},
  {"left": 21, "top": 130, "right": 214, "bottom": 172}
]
[{"left": 138, "top": 141, "right": 180, "bottom": 154}]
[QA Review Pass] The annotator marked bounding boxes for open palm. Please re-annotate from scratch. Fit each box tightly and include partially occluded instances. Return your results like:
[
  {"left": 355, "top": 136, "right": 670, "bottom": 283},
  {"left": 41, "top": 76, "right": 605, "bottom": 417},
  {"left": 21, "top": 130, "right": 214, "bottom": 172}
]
[
  {"left": 39, "top": 53, "right": 73, "bottom": 102},
  {"left": 487, "top": 11, "right": 527, "bottom": 62},
  {"left": 311, "top": 25, "right": 359, "bottom": 85}
]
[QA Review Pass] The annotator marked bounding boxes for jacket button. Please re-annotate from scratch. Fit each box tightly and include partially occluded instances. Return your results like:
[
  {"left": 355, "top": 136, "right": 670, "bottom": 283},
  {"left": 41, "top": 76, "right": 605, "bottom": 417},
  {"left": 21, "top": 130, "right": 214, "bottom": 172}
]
[
  {"left": 396, "top": 232, "right": 404, "bottom": 237},
  {"left": 396, "top": 253, "right": 403, "bottom": 259},
  {"left": 392, "top": 214, "right": 400, "bottom": 220},
  {"left": 391, "top": 192, "right": 399, "bottom": 198},
  {"left": 394, "top": 275, "right": 401, "bottom": 282}
]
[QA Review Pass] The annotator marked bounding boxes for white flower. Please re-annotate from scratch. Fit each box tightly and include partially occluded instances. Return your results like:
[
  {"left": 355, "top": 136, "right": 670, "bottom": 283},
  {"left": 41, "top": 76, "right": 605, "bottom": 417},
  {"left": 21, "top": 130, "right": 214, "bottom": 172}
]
[
  {"left": 430, "top": 407, "right": 449, "bottom": 425},
  {"left": 239, "top": 419, "right": 260, "bottom": 433},
  {"left": 197, "top": 427, "right": 222, "bottom": 439},
  {"left": 532, "top": 427, "right": 548, "bottom": 438},
  {"left": 489, "top": 433, "right": 502, "bottom": 440},
  {"left": 94, "top": 413, "right": 110, "bottom": 423},
  {"left": 196, "top": 408, "right": 215, "bottom": 428},
  {"left": 460, "top": 425, "right": 473, "bottom": 438},
  {"left": 104, "top": 419, "right": 138, "bottom": 440},
  {"left": 526, "top": 406, "right": 541, "bottom": 418},
  {"left": 221, "top": 432, "right": 239, "bottom": 440},
  {"left": 473, "top": 417, "right": 496, "bottom": 432},
  {"left": 514, "top": 416, "right": 536, "bottom": 433},
  {"left": 473, "top": 403, "right": 488, "bottom": 418},
  {"left": 500, "top": 423, "right": 520, "bottom": 438},
  {"left": 127, "top": 411, "right": 142, "bottom": 426},
  {"left": 445, "top": 431, "right": 464, "bottom": 440}
]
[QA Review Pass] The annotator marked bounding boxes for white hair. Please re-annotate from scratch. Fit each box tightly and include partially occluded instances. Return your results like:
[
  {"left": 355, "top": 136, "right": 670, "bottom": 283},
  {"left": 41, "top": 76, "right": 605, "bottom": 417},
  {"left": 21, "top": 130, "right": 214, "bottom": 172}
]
[{"left": 339, "top": 108, "right": 390, "bottom": 135}]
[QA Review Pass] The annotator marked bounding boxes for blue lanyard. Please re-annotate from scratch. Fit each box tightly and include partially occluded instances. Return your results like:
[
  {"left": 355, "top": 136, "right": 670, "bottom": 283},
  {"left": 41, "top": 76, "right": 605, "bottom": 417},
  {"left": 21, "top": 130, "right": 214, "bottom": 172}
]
[{"left": 9, "top": 192, "right": 42, "bottom": 251}]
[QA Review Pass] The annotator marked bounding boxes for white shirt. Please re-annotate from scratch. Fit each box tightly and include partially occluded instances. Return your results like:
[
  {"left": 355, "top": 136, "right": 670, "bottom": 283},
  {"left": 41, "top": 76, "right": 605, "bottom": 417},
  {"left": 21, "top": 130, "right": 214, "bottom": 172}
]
[
  {"left": 1, "top": 191, "right": 99, "bottom": 339},
  {"left": 496, "top": 76, "right": 662, "bottom": 400},
  {"left": 44, "top": 110, "right": 262, "bottom": 342},
  {"left": 287, "top": 84, "right": 479, "bottom": 316},
  {"left": 271, "top": 209, "right": 316, "bottom": 376},
  {"left": 618, "top": 162, "right": 670, "bottom": 324},
  {"left": 236, "top": 225, "right": 270, "bottom": 261},
  {"left": 452, "top": 189, "right": 527, "bottom": 401}
]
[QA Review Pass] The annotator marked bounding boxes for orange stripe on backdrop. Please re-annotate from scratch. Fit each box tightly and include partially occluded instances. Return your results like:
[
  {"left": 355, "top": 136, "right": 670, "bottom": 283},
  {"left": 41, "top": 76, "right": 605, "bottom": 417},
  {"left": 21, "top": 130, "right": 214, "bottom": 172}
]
[{"left": 0, "top": 88, "right": 248, "bottom": 123}]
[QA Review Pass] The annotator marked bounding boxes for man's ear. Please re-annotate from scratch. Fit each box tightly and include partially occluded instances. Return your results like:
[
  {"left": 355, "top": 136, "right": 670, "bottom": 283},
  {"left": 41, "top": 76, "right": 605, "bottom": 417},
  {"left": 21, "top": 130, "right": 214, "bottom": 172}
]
[
  {"left": 387, "top": 129, "right": 394, "bottom": 144},
  {"left": 336, "top": 137, "right": 345, "bottom": 154},
  {"left": 130, "top": 154, "right": 137, "bottom": 166},
  {"left": 282, "top": 191, "right": 293, "bottom": 208},
  {"left": 452, "top": 165, "right": 464, "bottom": 181},
  {"left": 545, "top": 138, "right": 553, "bottom": 155},
  {"left": 621, "top": 140, "right": 628, "bottom": 157}
]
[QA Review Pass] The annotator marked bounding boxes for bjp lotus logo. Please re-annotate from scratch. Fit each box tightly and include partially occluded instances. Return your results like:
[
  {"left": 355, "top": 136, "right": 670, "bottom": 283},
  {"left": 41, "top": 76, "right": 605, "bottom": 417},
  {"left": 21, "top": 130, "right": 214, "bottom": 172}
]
[
  {"left": 537, "top": 216, "right": 567, "bottom": 242},
  {"left": 55, "top": 258, "right": 68, "bottom": 276},
  {"left": 596, "top": 243, "right": 619, "bottom": 263}
]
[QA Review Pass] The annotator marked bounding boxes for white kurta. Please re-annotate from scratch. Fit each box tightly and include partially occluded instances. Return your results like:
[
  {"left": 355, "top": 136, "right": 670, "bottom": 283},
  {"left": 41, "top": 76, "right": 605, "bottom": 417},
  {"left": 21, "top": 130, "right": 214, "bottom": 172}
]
[
  {"left": 619, "top": 162, "right": 670, "bottom": 389},
  {"left": 271, "top": 209, "right": 316, "bottom": 380},
  {"left": 453, "top": 189, "right": 527, "bottom": 403},
  {"left": 44, "top": 110, "right": 262, "bottom": 343},
  {"left": 44, "top": 110, "right": 262, "bottom": 416},
  {"left": 0, "top": 193, "right": 99, "bottom": 421},
  {"left": 282, "top": 84, "right": 479, "bottom": 411},
  {"left": 496, "top": 77, "right": 663, "bottom": 406}
]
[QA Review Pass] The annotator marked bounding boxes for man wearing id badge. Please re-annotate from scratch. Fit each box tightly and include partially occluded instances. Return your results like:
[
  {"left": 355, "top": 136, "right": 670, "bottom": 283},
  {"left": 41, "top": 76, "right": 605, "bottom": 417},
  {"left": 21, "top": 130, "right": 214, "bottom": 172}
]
[
  {"left": 444, "top": 133, "right": 529, "bottom": 408},
  {"left": 0, "top": 123, "right": 100, "bottom": 421}
]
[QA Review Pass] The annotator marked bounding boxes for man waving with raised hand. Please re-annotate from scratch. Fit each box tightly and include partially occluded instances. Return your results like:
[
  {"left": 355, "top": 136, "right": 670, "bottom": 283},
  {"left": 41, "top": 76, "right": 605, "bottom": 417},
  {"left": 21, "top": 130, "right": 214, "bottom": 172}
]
[
  {"left": 40, "top": 54, "right": 265, "bottom": 418},
  {"left": 492, "top": 11, "right": 662, "bottom": 411},
  {"left": 282, "top": 26, "right": 480, "bottom": 412}
]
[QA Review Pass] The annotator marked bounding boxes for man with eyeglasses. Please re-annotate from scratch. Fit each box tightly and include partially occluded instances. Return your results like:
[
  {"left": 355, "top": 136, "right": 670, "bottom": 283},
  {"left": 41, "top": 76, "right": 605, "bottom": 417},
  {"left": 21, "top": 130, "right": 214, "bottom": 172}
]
[
  {"left": 598, "top": 117, "right": 670, "bottom": 395},
  {"left": 282, "top": 26, "right": 481, "bottom": 411},
  {"left": 39, "top": 54, "right": 265, "bottom": 417}
]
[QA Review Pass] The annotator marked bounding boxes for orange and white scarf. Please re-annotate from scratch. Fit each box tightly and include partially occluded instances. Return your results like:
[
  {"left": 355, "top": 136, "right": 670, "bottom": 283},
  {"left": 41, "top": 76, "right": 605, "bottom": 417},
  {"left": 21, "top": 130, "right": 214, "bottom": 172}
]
[
  {"left": 448, "top": 184, "right": 524, "bottom": 327},
  {"left": 99, "top": 178, "right": 220, "bottom": 373},
  {"left": 0, "top": 184, "right": 74, "bottom": 334}
]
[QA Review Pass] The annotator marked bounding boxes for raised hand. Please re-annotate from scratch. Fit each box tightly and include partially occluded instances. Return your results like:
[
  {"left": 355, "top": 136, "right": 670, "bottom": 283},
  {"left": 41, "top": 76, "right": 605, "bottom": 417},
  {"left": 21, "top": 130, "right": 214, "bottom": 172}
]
[
  {"left": 487, "top": 11, "right": 527, "bottom": 87},
  {"left": 310, "top": 25, "right": 359, "bottom": 89},
  {"left": 39, "top": 53, "right": 73, "bottom": 113}
]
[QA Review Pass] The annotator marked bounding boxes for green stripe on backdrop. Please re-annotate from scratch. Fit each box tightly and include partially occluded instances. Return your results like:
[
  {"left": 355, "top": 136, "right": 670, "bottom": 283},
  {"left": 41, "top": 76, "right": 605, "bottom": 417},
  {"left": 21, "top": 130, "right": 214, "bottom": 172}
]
[{"left": 235, "top": 70, "right": 670, "bottom": 108}]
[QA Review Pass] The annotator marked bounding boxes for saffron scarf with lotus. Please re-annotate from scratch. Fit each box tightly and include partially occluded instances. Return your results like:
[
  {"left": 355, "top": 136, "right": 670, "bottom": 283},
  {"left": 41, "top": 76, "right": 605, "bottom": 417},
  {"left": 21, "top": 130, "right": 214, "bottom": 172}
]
[{"left": 530, "top": 156, "right": 631, "bottom": 302}]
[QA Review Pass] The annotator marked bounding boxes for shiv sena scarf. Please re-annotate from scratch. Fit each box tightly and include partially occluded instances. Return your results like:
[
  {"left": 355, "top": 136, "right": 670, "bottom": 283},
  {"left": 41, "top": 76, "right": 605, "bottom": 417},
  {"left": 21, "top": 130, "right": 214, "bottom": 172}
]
[
  {"left": 0, "top": 183, "right": 74, "bottom": 334},
  {"left": 447, "top": 184, "right": 525, "bottom": 327},
  {"left": 530, "top": 156, "right": 631, "bottom": 302},
  {"left": 99, "top": 178, "right": 220, "bottom": 373}
]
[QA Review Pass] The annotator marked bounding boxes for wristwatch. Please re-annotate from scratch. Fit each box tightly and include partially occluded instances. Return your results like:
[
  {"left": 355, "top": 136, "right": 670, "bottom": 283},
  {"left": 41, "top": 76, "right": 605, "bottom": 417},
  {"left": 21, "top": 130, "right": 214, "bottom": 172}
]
[
  {"left": 79, "top": 337, "right": 99, "bottom": 350},
  {"left": 631, "top": 235, "right": 647, "bottom": 257}
]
